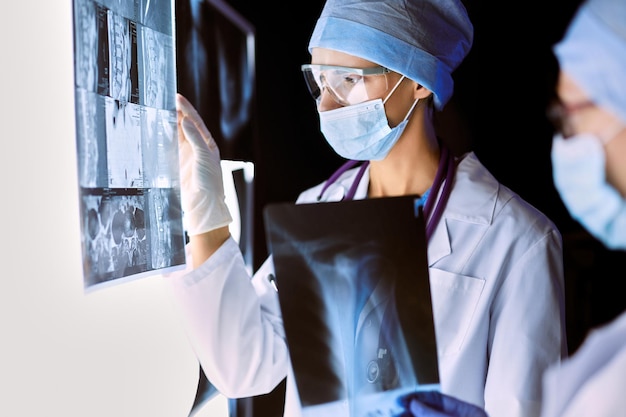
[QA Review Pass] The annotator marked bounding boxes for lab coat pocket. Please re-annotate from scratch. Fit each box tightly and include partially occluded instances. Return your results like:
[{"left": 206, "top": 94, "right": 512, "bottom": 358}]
[{"left": 429, "top": 268, "right": 485, "bottom": 357}]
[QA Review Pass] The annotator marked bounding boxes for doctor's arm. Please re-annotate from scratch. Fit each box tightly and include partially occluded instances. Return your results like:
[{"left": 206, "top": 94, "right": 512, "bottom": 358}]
[
  {"left": 188, "top": 228, "right": 230, "bottom": 267},
  {"left": 168, "top": 94, "right": 290, "bottom": 397}
]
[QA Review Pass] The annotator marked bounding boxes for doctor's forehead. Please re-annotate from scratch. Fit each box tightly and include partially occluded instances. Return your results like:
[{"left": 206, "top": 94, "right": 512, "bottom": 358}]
[{"left": 310, "top": 47, "right": 379, "bottom": 68}]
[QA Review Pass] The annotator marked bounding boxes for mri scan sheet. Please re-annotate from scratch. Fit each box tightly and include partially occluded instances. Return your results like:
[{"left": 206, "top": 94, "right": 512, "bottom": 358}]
[{"left": 73, "top": 0, "right": 185, "bottom": 291}]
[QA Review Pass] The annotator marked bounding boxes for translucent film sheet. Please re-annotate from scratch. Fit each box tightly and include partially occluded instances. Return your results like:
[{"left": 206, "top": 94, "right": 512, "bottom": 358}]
[
  {"left": 73, "top": 0, "right": 185, "bottom": 291},
  {"left": 264, "top": 196, "right": 440, "bottom": 417}
]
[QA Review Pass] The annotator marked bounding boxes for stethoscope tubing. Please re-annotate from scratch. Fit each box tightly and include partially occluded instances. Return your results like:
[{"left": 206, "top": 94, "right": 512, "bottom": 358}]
[{"left": 318, "top": 144, "right": 455, "bottom": 242}]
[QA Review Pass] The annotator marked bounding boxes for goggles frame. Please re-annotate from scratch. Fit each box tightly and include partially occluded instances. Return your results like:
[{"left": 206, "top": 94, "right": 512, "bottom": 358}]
[
  {"left": 301, "top": 64, "right": 391, "bottom": 106},
  {"left": 547, "top": 97, "right": 596, "bottom": 138}
]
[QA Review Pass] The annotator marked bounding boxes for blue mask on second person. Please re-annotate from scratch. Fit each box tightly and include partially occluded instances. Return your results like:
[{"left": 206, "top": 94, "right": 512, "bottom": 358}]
[
  {"left": 318, "top": 76, "right": 419, "bottom": 161},
  {"left": 552, "top": 132, "right": 626, "bottom": 250}
]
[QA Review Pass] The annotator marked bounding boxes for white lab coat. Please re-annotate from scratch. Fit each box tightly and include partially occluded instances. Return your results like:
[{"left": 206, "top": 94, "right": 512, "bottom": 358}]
[
  {"left": 166, "top": 151, "right": 567, "bottom": 417},
  {"left": 539, "top": 311, "right": 626, "bottom": 417}
]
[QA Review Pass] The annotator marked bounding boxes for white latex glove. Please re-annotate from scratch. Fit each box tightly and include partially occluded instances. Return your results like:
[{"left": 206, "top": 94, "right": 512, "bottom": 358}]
[{"left": 177, "top": 93, "right": 232, "bottom": 236}]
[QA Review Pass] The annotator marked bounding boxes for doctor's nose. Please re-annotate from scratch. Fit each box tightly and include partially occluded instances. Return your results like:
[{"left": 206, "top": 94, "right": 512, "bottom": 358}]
[{"left": 317, "top": 88, "right": 344, "bottom": 112}]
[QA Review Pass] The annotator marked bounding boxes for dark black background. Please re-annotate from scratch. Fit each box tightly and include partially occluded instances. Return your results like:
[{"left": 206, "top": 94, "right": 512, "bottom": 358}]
[{"left": 177, "top": 1, "right": 626, "bottom": 415}]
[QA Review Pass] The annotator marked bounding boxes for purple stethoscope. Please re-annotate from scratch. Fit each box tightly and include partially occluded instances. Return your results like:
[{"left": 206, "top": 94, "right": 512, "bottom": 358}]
[{"left": 317, "top": 144, "right": 456, "bottom": 242}]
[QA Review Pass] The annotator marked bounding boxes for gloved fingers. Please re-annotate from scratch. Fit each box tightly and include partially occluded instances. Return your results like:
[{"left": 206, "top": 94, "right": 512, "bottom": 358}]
[
  {"left": 408, "top": 399, "right": 448, "bottom": 417},
  {"left": 435, "top": 394, "right": 485, "bottom": 416},
  {"left": 174, "top": 94, "right": 232, "bottom": 234},
  {"left": 398, "top": 391, "right": 488, "bottom": 417},
  {"left": 177, "top": 105, "right": 197, "bottom": 165},
  {"left": 176, "top": 93, "right": 214, "bottom": 145},
  {"left": 176, "top": 93, "right": 198, "bottom": 117},
  {"left": 181, "top": 116, "right": 217, "bottom": 154},
  {"left": 398, "top": 391, "right": 443, "bottom": 410},
  {"left": 177, "top": 116, "right": 194, "bottom": 172}
]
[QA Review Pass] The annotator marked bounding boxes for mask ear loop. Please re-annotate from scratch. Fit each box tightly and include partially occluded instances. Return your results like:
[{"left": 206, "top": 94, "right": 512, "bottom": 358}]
[
  {"left": 382, "top": 75, "right": 419, "bottom": 125},
  {"left": 401, "top": 97, "right": 420, "bottom": 123},
  {"left": 382, "top": 75, "right": 405, "bottom": 104}
]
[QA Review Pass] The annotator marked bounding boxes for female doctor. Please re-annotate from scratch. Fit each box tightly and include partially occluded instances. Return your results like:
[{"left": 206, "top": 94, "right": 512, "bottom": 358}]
[{"left": 166, "top": 0, "right": 567, "bottom": 416}]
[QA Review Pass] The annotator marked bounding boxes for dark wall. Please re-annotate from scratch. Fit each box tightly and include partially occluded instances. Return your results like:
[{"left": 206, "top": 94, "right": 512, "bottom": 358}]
[{"left": 229, "top": 1, "right": 346, "bottom": 281}]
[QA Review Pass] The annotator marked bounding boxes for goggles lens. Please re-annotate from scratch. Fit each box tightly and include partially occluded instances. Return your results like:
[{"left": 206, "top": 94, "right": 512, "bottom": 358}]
[
  {"left": 547, "top": 97, "right": 596, "bottom": 138},
  {"left": 301, "top": 64, "right": 390, "bottom": 106}
]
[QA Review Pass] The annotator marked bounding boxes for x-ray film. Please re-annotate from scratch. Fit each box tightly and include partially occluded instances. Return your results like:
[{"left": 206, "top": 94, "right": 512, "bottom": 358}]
[
  {"left": 73, "top": 0, "right": 185, "bottom": 291},
  {"left": 264, "top": 196, "right": 440, "bottom": 417}
]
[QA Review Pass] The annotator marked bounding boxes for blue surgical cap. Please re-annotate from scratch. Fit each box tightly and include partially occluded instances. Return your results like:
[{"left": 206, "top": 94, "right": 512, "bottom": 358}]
[
  {"left": 554, "top": 0, "right": 626, "bottom": 123},
  {"left": 308, "top": 0, "right": 474, "bottom": 110}
]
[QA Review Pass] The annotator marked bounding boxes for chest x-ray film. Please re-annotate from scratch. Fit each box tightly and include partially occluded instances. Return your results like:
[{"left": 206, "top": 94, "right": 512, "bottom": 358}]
[
  {"left": 264, "top": 196, "right": 440, "bottom": 417},
  {"left": 73, "top": 0, "right": 185, "bottom": 291}
]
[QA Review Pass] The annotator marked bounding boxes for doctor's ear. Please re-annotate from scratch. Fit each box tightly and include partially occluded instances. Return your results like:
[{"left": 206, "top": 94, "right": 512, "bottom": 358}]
[
  {"left": 413, "top": 83, "right": 433, "bottom": 99},
  {"left": 413, "top": 83, "right": 433, "bottom": 100}
]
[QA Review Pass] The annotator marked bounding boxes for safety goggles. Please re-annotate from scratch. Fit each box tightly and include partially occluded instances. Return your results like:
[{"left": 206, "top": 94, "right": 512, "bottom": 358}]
[
  {"left": 301, "top": 64, "right": 391, "bottom": 106},
  {"left": 547, "top": 97, "right": 626, "bottom": 144},
  {"left": 547, "top": 97, "right": 596, "bottom": 138}
]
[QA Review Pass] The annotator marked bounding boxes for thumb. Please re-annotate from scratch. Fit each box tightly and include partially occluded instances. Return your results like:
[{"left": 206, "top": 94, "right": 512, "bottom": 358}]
[{"left": 409, "top": 399, "right": 447, "bottom": 417}]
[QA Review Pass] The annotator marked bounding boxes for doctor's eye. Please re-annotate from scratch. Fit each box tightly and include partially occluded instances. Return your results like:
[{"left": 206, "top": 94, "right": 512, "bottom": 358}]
[{"left": 339, "top": 73, "right": 363, "bottom": 86}]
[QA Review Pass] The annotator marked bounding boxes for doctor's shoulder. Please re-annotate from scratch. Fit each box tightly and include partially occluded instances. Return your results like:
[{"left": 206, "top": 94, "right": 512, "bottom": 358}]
[{"left": 455, "top": 152, "right": 562, "bottom": 238}]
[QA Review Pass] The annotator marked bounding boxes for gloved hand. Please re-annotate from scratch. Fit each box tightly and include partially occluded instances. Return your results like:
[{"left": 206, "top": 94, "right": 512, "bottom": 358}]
[
  {"left": 177, "top": 93, "right": 232, "bottom": 236},
  {"left": 397, "top": 391, "right": 488, "bottom": 417}
]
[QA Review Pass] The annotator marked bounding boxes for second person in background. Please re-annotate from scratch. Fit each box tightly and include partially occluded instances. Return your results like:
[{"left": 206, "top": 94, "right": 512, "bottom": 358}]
[{"left": 167, "top": 0, "right": 568, "bottom": 416}]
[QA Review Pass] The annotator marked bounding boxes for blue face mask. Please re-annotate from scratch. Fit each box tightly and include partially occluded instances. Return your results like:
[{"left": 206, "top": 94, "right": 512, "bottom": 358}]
[
  {"left": 318, "top": 76, "right": 419, "bottom": 161},
  {"left": 551, "top": 132, "right": 626, "bottom": 250}
]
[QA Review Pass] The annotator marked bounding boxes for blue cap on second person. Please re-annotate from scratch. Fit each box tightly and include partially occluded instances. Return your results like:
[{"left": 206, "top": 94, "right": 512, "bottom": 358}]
[
  {"left": 554, "top": 0, "right": 626, "bottom": 122},
  {"left": 308, "top": 0, "right": 474, "bottom": 109}
]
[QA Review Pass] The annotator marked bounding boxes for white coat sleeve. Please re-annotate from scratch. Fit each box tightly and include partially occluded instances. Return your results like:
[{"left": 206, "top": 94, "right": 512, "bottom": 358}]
[
  {"left": 164, "top": 236, "right": 289, "bottom": 398},
  {"left": 539, "top": 312, "right": 626, "bottom": 417},
  {"left": 484, "top": 228, "right": 567, "bottom": 417}
]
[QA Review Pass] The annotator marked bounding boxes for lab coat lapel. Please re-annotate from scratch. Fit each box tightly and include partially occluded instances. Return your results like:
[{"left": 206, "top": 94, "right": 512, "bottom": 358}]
[{"left": 426, "top": 152, "right": 498, "bottom": 266}]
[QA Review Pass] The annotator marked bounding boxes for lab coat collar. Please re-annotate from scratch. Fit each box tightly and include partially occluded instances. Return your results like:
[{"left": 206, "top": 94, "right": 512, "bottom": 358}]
[
  {"left": 314, "top": 152, "right": 498, "bottom": 265},
  {"left": 426, "top": 152, "right": 498, "bottom": 265},
  {"left": 346, "top": 152, "right": 498, "bottom": 218},
  {"left": 440, "top": 152, "right": 498, "bottom": 226}
]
